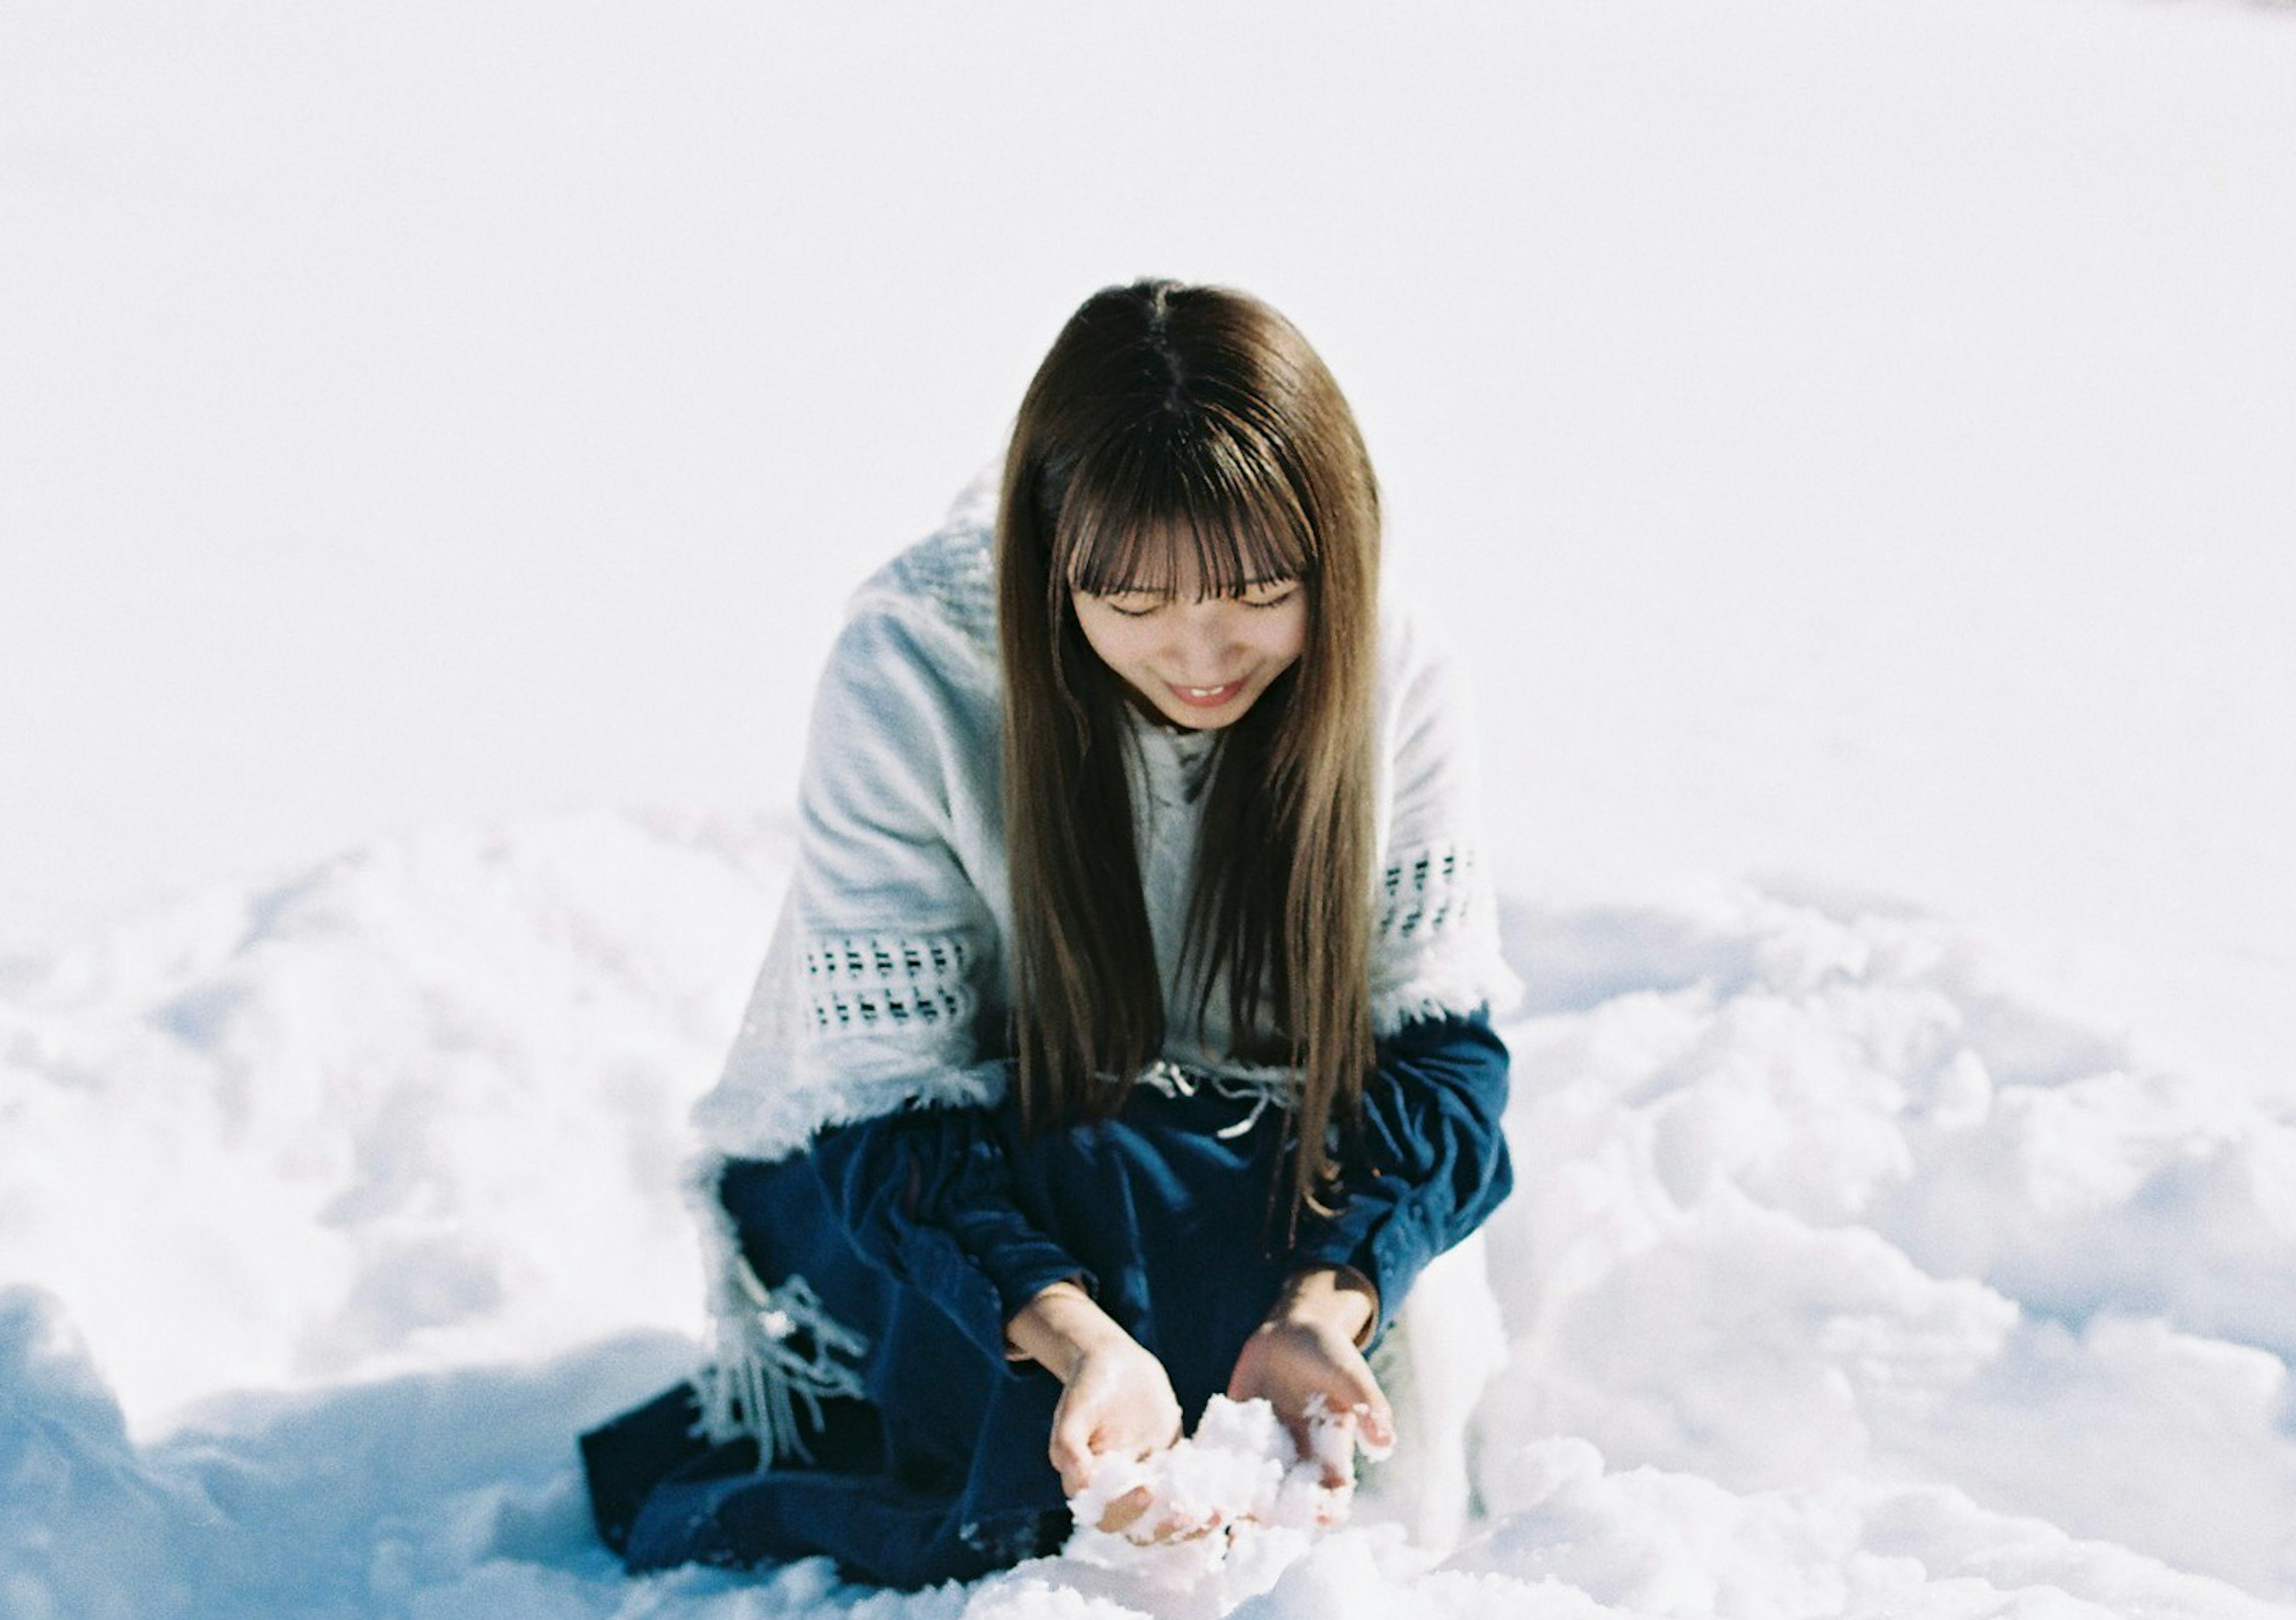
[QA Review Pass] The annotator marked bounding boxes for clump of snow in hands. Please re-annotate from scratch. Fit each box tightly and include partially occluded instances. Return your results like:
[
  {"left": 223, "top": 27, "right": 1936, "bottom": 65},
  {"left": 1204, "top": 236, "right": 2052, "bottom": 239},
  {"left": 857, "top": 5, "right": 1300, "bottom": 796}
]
[
  {"left": 1062, "top": 1395, "right": 1388, "bottom": 1594},
  {"left": 8, "top": 813, "right": 2296, "bottom": 1619}
]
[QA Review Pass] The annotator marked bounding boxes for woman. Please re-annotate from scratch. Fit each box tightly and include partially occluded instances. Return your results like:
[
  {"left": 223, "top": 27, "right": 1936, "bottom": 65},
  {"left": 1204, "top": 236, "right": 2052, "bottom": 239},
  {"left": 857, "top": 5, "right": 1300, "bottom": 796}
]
[{"left": 581, "top": 279, "right": 1518, "bottom": 1588}]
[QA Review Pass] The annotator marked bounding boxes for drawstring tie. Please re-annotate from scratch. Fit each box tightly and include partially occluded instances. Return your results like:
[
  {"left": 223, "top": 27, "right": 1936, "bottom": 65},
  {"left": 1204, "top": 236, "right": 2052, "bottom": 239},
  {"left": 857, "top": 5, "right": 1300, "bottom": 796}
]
[
  {"left": 692, "top": 1265, "right": 870, "bottom": 1467},
  {"left": 1134, "top": 1059, "right": 1297, "bottom": 1140}
]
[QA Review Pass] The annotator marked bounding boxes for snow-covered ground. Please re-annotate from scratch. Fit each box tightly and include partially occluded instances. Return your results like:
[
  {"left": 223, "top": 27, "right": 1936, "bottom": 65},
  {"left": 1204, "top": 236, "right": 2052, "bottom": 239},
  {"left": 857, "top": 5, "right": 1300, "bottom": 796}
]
[
  {"left": 7, "top": 816, "right": 2295, "bottom": 1615},
  {"left": 6, "top": 0, "right": 2296, "bottom": 1615}
]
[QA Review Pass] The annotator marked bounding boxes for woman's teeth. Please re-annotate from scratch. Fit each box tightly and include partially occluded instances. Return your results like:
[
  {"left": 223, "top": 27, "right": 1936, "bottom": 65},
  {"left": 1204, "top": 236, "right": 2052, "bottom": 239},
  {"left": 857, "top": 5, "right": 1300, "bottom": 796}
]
[{"left": 1167, "top": 679, "right": 1246, "bottom": 710}]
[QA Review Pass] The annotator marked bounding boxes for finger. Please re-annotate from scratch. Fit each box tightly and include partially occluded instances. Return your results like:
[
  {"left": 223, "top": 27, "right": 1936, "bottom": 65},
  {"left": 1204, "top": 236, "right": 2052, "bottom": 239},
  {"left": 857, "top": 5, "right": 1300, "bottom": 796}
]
[
  {"left": 1225, "top": 1337, "right": 1268, "bottom": 1404},
  {"left": 1314, "top": 1410, "right": 1357, "bottom": 1487},
  {"left": 1268, "top": 1401, "right": 1341, "bottom": 1483},
  {"left": 1164, "top": 1514, "right": 1226, "bottom": 1545},
  {"left": 1049, "top": 1408, "right": 1096, "bottom": 1493},
  {"left": 1095, "top": 1484, "right": 1155, "bottom": 1535},
  {"left": 1358, "top": 1390, "right": 1396, "bottom": 1453},
  {"left": 1052, "top": 1453, "right": 1092, "bottom": 1498}
]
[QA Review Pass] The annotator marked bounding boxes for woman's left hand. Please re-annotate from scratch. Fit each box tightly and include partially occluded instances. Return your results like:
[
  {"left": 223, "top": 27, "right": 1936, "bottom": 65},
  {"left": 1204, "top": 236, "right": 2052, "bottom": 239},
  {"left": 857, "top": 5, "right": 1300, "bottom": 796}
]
[{"left": 1226, "top": 1268, "right": 1394, "bottom": 1490}]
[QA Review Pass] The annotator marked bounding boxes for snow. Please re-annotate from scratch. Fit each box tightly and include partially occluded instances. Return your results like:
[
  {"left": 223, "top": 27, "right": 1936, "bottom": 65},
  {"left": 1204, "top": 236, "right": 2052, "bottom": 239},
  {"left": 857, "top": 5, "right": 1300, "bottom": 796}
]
[
  {"left": 7, "top": 816, "right": 2295, "bottom": 1616},
  {"left": 1058, "top": 1395, "right": 1371, "bottom": 1596},
  {"left": 0, "top": 810, "right": 785, "bottom": 1422},
  {"left": 7, "top": 0, "right": 2296, "bottom": 1614}
]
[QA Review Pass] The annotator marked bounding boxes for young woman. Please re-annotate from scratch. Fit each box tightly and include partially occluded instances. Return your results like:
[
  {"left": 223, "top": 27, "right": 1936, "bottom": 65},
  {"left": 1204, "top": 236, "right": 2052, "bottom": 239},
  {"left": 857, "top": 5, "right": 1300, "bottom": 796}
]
[{"left": 581, "top": 280, "right": 1518, "bottom": 1588}]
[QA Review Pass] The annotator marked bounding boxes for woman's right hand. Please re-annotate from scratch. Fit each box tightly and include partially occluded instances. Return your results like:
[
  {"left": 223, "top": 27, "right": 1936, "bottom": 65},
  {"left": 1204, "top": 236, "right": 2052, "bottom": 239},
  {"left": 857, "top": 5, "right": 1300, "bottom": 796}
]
[{"left": 1007, "top": 1280, "right": 1181, "bottom": 1515}]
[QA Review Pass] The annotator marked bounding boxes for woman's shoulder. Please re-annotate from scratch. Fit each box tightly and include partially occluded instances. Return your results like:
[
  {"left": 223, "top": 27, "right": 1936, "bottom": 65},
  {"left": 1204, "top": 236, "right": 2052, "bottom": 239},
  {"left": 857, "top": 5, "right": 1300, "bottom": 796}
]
[
  {"left": 847, "top": 475, "right": 1000, "bottom": 660},
  {"left": 805, "top": 487, "right": 1004, "bottom": 740},
  {"left": 1375, "top": 579, "right": 1477, "bottom": 741}
]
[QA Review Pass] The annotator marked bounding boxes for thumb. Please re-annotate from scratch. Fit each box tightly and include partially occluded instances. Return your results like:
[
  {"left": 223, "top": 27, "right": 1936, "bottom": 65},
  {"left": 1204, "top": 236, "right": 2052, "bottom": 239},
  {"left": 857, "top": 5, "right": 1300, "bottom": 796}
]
[
  {"left": 1049, "top": 1398, "right": 1098, "bottom": 1494},
  {"left": 1358, "top": 1389, "right": 1396, "bottom": 1452}
]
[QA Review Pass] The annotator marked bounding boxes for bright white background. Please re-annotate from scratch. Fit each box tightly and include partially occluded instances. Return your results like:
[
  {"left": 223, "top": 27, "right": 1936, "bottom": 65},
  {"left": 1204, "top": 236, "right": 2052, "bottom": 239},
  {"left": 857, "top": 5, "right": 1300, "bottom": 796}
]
[{"left": 7, "top": 0, "right": 2294, "bottom": 1100}]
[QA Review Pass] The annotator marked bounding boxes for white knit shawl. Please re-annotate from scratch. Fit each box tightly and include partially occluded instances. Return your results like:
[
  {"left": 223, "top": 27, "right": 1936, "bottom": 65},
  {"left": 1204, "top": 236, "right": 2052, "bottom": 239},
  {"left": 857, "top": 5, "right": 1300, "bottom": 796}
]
[{"left": 689, "top": 508, "right": 1521, "bottom": 1169}]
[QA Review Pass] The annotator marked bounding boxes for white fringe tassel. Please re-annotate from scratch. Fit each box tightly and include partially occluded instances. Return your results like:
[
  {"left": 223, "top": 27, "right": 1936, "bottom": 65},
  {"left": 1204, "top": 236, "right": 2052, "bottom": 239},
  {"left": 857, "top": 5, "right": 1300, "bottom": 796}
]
[{"left": 691, "top": 1263, "right": 871, "bottom": 1468}]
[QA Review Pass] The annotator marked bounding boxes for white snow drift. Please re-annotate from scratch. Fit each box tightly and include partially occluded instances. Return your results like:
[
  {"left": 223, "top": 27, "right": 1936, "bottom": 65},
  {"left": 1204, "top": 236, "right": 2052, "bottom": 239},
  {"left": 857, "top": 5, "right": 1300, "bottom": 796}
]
[{"left": 4, "top": 811, "right": 2292, "bottom": 1619}]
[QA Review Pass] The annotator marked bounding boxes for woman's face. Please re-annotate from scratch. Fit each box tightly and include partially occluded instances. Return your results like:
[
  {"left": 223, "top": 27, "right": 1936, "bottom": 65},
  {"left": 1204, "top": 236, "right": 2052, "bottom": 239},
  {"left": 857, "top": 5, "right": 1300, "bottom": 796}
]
[{"left": 1070, "top": 559, "right": 1308, "bottom": 731}]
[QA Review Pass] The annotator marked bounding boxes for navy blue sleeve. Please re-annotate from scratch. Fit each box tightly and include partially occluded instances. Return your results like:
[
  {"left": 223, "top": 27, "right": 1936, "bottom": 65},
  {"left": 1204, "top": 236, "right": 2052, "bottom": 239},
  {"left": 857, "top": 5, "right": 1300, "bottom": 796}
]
[
  {"left": 1291, "top": 1012, "right": 1513, "bottom": 1342},
  {"left": 809, "top": 1099, "right": 1092, "bottom": 1366}
]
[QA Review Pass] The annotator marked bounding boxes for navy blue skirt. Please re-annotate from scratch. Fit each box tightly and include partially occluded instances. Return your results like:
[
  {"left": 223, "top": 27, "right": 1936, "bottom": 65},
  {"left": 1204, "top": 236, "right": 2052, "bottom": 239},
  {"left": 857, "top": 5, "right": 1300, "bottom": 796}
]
[{"left": 581, "top": 1079, "right": 1300, "bottom": 1589}]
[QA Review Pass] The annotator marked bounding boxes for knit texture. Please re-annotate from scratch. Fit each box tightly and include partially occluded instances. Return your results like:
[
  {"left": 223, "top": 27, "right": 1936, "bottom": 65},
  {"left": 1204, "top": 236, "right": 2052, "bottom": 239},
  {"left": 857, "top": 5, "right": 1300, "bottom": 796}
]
[{"left": 691, "top": 506, "right": 1517, "bottom": 1166}]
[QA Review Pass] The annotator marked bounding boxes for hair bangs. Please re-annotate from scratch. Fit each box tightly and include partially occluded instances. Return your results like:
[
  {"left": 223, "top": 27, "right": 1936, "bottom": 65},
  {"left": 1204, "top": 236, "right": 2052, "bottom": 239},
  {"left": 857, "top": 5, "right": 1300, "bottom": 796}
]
[{"left": 1058, "top": 429, "right": 1316, "bottom": 602}]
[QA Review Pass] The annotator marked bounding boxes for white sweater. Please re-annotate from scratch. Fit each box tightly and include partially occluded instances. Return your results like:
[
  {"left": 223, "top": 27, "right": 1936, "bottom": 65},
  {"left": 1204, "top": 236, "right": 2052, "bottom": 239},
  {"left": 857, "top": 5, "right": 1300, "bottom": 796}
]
[{"left": 690, "top": 500, "right": 1519, "bottom": 1166}]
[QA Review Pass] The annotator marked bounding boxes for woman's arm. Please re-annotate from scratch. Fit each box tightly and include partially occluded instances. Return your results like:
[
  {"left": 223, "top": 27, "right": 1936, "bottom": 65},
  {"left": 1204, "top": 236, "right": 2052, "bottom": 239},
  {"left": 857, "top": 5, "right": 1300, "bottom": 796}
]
[
  {"left": 1226, "top": 1013, "right": 1509, "bottom": 1463},
  {"left": 1290, "top": 1011, "right": 1513, "bottom": 1342},
  {"left": 1324, "top": 605, "right": 1516, "bottom": 1335}
]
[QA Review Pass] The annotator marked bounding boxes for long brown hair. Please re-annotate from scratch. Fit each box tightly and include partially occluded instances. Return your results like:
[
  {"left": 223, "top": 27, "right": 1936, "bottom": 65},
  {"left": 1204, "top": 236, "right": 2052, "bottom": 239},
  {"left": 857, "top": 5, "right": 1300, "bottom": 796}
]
[{"left": 997, "top": 279, "right": 1381, "bottom": 1229}]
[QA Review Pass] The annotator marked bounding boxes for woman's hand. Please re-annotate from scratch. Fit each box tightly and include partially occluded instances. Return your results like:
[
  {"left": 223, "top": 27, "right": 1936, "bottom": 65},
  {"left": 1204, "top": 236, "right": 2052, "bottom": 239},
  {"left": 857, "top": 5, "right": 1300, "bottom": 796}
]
[
  {"left": 1007, "top": 1280, "right": 1182, "bottom": 1523},
  {"left": 1227, "top": 1268, "right": 1394, "bottom": 1490}
]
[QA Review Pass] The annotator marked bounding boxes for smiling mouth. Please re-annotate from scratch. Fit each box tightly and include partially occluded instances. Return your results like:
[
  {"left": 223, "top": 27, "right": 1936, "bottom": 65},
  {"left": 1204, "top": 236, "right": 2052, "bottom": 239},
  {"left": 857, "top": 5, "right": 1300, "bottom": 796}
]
[{"left": 1168, "top": 679, "right": 1246, "bottom": 708}]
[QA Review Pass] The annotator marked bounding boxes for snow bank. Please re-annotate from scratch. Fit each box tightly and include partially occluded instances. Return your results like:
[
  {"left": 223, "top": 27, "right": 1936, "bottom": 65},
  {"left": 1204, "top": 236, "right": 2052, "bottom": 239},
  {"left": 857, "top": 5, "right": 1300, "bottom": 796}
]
[
  {"left": 1489, "top": 884, "right": 2296, "bottom": 1594},
  {"left": 0, "top": 809, "right": 790, "bottom": 1424},
  {"left": 4, "top": 815, "right": 2294, "bottom": 1618}
]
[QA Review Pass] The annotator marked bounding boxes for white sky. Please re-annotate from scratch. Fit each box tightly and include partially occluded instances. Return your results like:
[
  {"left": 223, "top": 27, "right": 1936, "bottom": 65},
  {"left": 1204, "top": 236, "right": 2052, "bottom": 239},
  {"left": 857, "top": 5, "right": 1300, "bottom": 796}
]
[{"left": 4, "top": 0, "right": 2294, "bottom": 1094}]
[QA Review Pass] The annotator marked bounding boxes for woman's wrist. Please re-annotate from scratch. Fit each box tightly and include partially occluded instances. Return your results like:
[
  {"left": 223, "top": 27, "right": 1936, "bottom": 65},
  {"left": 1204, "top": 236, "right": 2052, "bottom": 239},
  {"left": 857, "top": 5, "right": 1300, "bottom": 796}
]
[
  {"left": 1005, "top": 1277, "right": 1123, "bottom": 1380},
  {"left": 1269, "top": 1265, "right": 1380, "bottom": 1348}
]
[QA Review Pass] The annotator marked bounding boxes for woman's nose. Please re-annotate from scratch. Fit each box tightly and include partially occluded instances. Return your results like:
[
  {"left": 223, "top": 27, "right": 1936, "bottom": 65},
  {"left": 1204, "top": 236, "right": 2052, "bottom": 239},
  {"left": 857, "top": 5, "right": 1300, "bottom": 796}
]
[{"left": 1165, "top": 605, "right": 1238, "bottom": 675}]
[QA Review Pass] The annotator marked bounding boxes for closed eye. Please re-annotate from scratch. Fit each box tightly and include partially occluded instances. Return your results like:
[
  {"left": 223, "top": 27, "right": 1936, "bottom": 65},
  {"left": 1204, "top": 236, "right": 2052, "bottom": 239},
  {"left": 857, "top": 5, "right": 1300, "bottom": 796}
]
[{"left": 1079, "top": 582, "right": 1296, "bottom": 617}]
